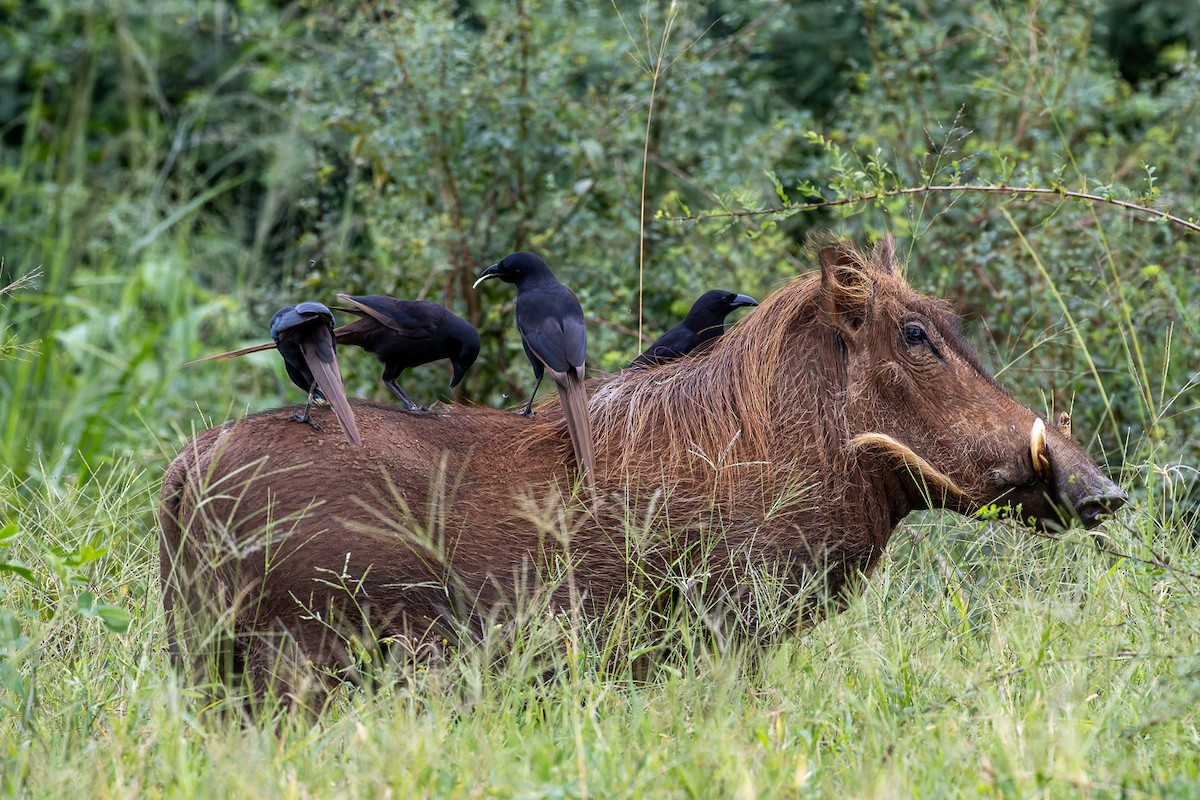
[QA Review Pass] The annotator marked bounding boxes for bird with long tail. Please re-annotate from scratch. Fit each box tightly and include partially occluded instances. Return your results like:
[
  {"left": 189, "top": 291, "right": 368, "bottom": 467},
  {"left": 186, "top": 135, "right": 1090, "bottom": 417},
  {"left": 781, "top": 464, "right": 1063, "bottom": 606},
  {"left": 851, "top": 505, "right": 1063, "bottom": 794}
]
[
  {"left": 474, "top": 252, "right": 595, "bottom": 491},
  {"left": 270, "top": 301, "right": 361, "bottom": 445},
  {"left": 186, "top": 301, "right": 361, "bottom": 445},
  {"left": 332, "top": 294, "right": 480, "bottom": 412},
  {"left": 184, "top": 297, "right": 479, "bottom": 414}
]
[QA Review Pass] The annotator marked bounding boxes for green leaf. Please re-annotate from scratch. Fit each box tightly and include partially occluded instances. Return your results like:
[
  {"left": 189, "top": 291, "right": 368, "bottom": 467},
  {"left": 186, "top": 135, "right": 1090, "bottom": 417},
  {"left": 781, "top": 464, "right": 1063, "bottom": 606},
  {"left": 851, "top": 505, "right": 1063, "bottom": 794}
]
[
  {"left": 763, "top": 167, "right": 789, "bottom": 204},
  {"left": 75, "top": 544, "right": 108, "bottom": 564},
  {"left": 0, "top": 660, "right": 24, "bottom": 697},
  {"left": 0, "top": 522, "right": 17, "bottom": 543},
  {"left": 0, "top": 609, "right": 28, "bottom": 649},
  {"left": 96, "top": 606, "right": 130, "bottom": 634},
  {"left": 76, "top": 591, "right": 96, "bottom": 616},
  {"left": 0, "top": 562, "right": 35, "bottom": 583}
]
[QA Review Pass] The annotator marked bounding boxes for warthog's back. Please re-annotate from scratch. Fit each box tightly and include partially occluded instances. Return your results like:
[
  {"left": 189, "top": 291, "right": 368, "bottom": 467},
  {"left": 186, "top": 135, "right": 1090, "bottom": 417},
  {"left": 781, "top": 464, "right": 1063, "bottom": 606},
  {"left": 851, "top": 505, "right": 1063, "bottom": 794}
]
[{"left": 158, "top": 400, "right": 598, "bottom": 692}]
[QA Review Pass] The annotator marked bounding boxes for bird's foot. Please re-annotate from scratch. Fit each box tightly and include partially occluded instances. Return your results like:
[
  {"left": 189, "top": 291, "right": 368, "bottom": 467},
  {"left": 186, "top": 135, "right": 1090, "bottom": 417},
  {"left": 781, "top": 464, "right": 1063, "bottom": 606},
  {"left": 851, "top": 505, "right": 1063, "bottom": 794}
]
[
  {"left": 517, "top": 409, "right": 536, "bottom": 418},
  {"left": 404, "top": 405, "right": 434, "bottom": 415},
  {"left": 289, "top": 408, "right": 324, "bottom": 432},
  {"left": 386, "top": 382, "right": 424, "bottom": 413}
]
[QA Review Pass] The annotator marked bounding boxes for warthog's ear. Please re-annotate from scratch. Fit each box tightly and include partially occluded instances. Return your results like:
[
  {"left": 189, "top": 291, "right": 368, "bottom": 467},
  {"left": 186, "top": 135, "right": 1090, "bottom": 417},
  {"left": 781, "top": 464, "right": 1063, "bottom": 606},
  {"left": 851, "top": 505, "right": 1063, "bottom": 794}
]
[
  {"left": 872, "top": 234, "right": 897, "bottom": 275},
  {"left": 819, "top": 243, "right": 873, "bottom": 332}
]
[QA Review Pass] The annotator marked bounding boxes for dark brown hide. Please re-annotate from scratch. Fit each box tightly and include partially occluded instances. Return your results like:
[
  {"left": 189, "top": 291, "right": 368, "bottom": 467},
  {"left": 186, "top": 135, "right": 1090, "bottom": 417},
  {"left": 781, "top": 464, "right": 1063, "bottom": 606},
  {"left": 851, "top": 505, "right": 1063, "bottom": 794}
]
[{"left": 159, "top": 238, "right": 1125, "bottom": 695}]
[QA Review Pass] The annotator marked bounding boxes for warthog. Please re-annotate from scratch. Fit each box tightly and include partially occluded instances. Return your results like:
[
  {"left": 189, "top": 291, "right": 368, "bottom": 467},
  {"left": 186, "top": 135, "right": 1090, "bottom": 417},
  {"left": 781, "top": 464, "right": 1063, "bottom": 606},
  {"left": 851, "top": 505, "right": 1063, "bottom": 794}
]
[{"left": 159, "top": 237, "right": 1126, "bottom": 697}]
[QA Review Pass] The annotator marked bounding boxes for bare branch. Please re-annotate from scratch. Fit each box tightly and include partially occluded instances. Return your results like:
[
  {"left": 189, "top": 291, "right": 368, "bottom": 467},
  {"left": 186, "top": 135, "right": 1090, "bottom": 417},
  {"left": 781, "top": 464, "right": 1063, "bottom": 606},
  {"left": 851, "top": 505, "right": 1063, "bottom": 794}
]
[{"left": 668, "top": 184, "right": 1200, "bottom": 234}]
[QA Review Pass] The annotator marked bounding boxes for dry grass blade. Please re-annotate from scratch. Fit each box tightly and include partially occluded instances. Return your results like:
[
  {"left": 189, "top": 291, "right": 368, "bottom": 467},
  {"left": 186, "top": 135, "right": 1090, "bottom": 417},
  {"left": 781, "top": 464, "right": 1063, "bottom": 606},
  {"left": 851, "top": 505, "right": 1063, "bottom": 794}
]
[{"left": 0, "top": 265, "right": 42, "bottom": 297}]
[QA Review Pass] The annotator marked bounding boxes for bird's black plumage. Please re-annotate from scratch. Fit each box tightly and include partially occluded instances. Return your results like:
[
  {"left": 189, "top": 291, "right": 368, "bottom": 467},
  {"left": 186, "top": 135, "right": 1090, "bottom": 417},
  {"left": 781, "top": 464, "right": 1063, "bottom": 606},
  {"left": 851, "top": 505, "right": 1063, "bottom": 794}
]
[
  {"left": 474, "top": 251, "right": 595, "bottom": 488},
  {"left": 333, "top": 294, "right": 481, "bottom": 411},
  {"left": 630, "top": 289, "right": 758, "bottom": 368},
  {"left": 270, "top": 301, "right": 361, "bottom": 445}
]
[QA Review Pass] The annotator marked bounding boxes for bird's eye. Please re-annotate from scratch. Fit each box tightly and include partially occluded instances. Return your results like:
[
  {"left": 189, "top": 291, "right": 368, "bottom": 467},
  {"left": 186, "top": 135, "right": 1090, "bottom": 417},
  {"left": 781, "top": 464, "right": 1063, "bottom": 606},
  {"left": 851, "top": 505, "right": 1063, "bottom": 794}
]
[{"left": 903, "top": 323, "right": 929, "bottom": 347}]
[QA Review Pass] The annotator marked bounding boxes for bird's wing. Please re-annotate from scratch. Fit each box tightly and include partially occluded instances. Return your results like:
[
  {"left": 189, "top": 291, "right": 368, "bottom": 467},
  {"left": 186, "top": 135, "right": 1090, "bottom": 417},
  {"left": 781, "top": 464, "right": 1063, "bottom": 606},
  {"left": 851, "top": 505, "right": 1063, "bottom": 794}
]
[
  {"left": 298, "top": 326, "right": 362, "bottom": 446},
  {"left": 630, "top": 324, "right": 692, "bottom": 367},
  {"left": 560, "top": 312, "right": 587, "bottom": 374},
  {"left": 271, "top": 303, "right": 332, "bottom": 341},
  {"left": 517, "top": 288, "right": 587, "bottom": 375},
  {"left": 181, "top": 340, "right": 277, "bottom": 367},
  {"left": 335, "top": 295, "right": 440, "bottom": 339},
  {"left": 519, "top": 316, "right": 571, "bottom": 375}
]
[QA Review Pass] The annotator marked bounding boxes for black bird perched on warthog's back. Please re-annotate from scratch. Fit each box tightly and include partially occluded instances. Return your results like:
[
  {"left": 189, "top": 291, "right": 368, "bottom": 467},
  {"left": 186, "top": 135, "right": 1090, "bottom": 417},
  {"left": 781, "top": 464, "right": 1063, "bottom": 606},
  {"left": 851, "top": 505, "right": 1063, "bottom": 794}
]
[
  {"left": 630, "top": 289, "right": 759, "bottom": 368},
  {"left": 185, "top": 296, "right": 479, "bottom": 413},
  {"left": 473, "top": 251, "right": 595, "bottom": 489},
  {"left": 270, "top": 301, "right": 362, "bottom": 446},
  {"left": 332, "top": 294, "right": 481, "bottom": 412}
]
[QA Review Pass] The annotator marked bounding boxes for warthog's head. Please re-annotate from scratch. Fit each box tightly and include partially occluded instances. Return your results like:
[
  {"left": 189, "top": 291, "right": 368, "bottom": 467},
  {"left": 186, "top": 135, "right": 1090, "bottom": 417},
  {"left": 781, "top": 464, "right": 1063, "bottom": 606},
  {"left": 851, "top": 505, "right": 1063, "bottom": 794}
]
[{"left": 824, "top": 238, "right": 1127, "bottom": 530}]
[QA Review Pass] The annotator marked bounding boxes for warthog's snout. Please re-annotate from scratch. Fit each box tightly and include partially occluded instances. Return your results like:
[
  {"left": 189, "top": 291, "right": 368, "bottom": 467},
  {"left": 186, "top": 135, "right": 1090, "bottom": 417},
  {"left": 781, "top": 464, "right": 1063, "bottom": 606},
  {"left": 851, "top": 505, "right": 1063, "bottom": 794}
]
[
  {"left": 1009, "top": 418, "right": 1127, "bottom": 530},
  {"left": 1057, "top": 469, "right": 1128, "bottom": 529},
  {"left": 1044, "top": 425, "right": 1128, "bottom": 529}
]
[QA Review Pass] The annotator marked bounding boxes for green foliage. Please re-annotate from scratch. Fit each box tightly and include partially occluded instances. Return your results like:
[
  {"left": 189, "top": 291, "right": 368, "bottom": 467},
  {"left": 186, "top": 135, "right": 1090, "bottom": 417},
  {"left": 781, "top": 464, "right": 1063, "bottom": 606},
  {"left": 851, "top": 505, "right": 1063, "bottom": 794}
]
[
  {"left": 0, "top": 1, "right": 325, "bottom": 483},
  {"left": 273, "top": 0, "right": 803, "bottom": 403},
  {"left": 0, "top": 463, "right": 151, "bottom": 727}
]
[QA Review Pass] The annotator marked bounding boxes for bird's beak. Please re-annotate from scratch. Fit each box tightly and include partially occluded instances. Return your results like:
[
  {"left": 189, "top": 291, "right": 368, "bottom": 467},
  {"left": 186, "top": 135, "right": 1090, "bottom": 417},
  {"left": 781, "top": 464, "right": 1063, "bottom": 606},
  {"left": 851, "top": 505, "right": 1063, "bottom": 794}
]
[
  {"left": 731, "top": 294, "right": 759, "bottom": 309},
  {"left": 449, "top": 362, "right": 468, "bottom": 388},
  {"left": 472, "top": 264, "right": 501, "bottom": 289}
]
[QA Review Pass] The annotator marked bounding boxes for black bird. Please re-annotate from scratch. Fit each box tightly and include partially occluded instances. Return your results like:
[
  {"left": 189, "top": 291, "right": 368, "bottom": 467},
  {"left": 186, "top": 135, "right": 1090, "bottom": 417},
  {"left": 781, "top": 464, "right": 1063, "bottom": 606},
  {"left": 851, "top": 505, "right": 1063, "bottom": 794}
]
[
  {"left": 473, "top": 252, "right": 595, "bottom": 487},
  {"left": 185, "top": 296, "right": 479, "bottom": 413},
  {"left": 630, "top": 289, "right": 759, "bottom": 368},
  {"left": 270, "top": 301, "right": 362, "bottom": 446},
  {"left": 332, "top": 294, "right": 481, "bottom": 411}
]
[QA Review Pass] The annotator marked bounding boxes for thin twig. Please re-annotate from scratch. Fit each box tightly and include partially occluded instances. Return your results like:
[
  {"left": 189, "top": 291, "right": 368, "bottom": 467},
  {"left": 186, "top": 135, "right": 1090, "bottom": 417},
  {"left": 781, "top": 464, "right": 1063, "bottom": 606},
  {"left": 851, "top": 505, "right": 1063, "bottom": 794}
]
[
  {"left": 585, "top": 313, "right": 653, "bottom": 344},
  {"left": 667, "top": 184, "right": 1200, "bottom": 234}
]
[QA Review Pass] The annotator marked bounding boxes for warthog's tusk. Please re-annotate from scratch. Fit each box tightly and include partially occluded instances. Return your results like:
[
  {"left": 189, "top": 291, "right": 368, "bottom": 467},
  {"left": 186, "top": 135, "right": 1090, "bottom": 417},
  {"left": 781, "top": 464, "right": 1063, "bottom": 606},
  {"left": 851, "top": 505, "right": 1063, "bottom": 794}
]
[
  {"left": 1030, "top": 418, "right": 1051, "bottom": 483},
  {"left": 1057, "top": 411, "right": 1072, "bottom": 438},
  {"left": 849, "top": 433, "right": 967, "bottom": 500}
]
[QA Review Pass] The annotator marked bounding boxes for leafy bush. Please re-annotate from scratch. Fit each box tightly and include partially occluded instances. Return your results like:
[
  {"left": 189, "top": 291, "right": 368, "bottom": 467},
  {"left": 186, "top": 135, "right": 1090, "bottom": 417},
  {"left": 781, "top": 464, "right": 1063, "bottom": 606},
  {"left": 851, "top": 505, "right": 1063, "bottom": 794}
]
[{"left": 268, "top": 0, "right": 807, "bottom": 404}]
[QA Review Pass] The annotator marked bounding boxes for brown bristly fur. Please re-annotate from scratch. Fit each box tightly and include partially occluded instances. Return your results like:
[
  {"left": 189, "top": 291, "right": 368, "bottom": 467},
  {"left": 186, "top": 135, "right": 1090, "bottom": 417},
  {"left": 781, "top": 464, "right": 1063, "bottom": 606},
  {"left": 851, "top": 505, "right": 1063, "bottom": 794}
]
[{"left": 582, "top": 238, "right": 893, "bottom": 505}]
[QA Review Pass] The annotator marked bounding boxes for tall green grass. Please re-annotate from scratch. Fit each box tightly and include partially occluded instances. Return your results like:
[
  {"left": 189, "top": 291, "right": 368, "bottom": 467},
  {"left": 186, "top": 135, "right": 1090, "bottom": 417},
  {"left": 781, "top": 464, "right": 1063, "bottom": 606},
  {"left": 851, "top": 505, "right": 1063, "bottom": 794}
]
[
  {"left": 3, "top": 475, "right": 1199, "bottom": 796},
  {"left": 0, "top": 3, "right": 310, "bottom": 487}
]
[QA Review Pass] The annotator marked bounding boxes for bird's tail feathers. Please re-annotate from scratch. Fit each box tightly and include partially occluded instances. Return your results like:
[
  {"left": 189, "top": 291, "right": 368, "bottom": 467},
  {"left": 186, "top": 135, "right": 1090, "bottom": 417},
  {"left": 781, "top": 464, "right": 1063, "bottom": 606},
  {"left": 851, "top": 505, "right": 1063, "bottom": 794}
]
[
  {"left": 334, "top": 294, "right": 397, "bottom": 330},
  {"left": 300, "top": 330, "right": 362, "bottom": 446},
  {"left": 181, "top": 340, "right": 276, "bottom": 367},
  {"left": 556, "top": 374, "right": 596, "bottom": 492}
]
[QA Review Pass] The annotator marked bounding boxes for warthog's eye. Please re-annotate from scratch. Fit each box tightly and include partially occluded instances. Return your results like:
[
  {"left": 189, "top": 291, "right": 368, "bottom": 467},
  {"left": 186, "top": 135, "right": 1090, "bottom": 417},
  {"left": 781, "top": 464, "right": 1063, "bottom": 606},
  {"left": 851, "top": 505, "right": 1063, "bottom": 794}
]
[
  {"left": 903, "top": 321, "right": 944, "bottom": 359},
  {"left": 903, "top": 322, "right": 929, "bottom": 347}
]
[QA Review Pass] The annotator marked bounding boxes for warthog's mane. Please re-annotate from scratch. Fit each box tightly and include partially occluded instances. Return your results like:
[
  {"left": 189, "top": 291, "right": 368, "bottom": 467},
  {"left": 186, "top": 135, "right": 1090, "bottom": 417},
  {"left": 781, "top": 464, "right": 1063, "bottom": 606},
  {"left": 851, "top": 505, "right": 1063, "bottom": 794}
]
[{"left": 521, "top": 239, "right": 957, "bottom": 502}]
